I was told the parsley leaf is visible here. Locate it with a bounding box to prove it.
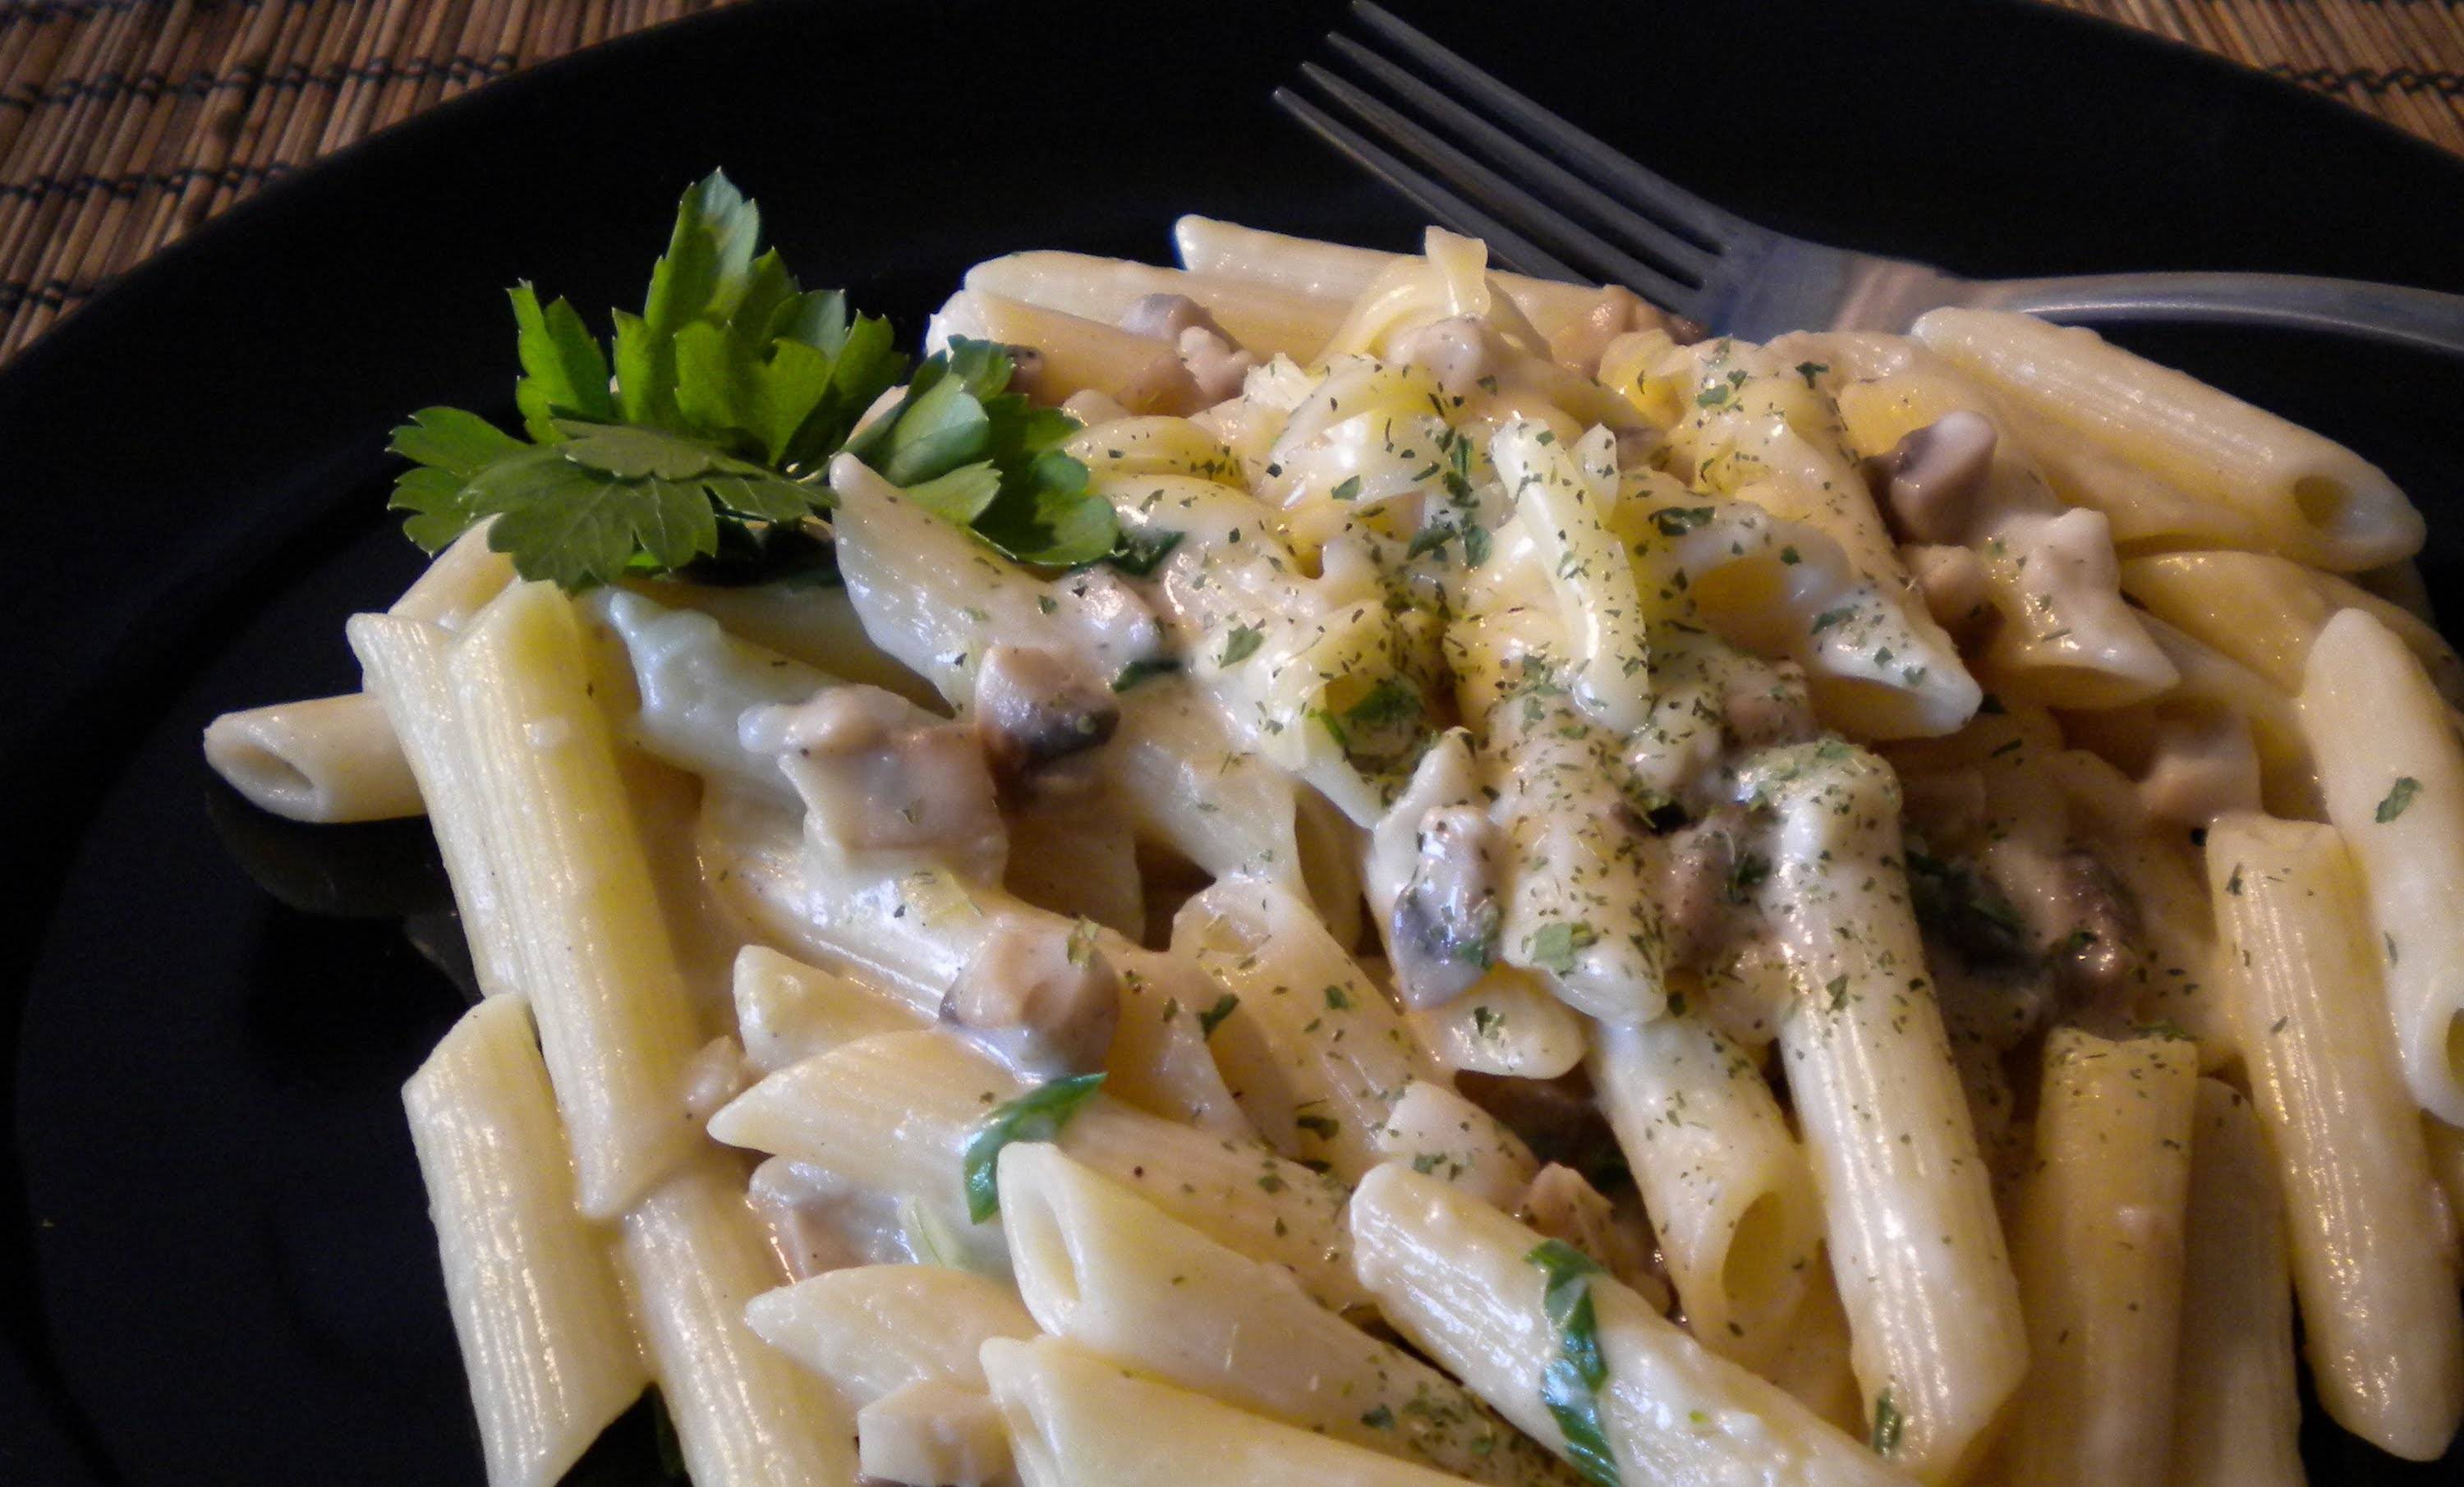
[1198,994,1241,1037]
[1220,625,1265,666]
[2376,776,2421,824]
[960,1073,1105,1222]
[389,171,1117,590]
[1527,1241,1620,1487]
[1870,1388,1904,1455]
[1526,920,1598,975]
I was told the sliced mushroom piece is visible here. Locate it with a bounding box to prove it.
[751,685,1009,882]
[1657,807,1763,970]
[2042,847,2143,1017]
[943,915,1122,1079]
[1519,1162,1671,1312]
[747,1157,878,1279]
[1118,291,1230,344]
[972,645,1119,787]
[1388,804,1504,1008]
[1875,409,1998,545]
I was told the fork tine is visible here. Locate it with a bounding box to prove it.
[1349,1,1754,252]
[1323,34,1718,283]
[1295,63,1704,315]
[1271,87,1589,287]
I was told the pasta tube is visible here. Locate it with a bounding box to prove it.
[984,1334,1487,1487]
[998,1145,1572,1486]
[2000,1029,2197,1487]
[1913,308,2422,571]
[2299,607,2464,1125]
[707,1030,1369,1310]
[347,613,522,999]
[202,691,425,824]
[1744,741,2026,1484]
[2167,1080,2303,1487]
[403,996,646,1487]
[1588,1012,1821,1366]
[1351,1163,1919,1487]
[742,1263,1033,1403]
[1175,876,1440,1176]
[448,581,706,1217]
[2205,812,2464,1459]
[619,1158,860,1486]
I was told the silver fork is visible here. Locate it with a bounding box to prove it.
[1278,1,2464,355]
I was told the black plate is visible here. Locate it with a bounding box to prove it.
[6,0,2463,1481]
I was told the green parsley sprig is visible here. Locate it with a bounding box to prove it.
[960,1072,1106,1222]
[1527,1239,1621,1487]
[389,171,1118,591]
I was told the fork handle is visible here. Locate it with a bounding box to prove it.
[1966,272,2464,357]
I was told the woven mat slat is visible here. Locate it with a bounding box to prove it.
[3,0,2463,363]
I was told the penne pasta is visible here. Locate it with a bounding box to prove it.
[448,581,708,1218]
[1351,1163,1919,1487]
[2205,811,2464,1459]
[404,996,647,1487]
[2000,1028,2198,1487]
[2299,608,2464,1126]
[2167,1079,2304,1487]
[1913,308,2423,571]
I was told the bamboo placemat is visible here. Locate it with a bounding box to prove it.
[1,0,2461,365]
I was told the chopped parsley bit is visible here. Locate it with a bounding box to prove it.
[1036,594,1057,615]
[1219,624,1265,666]
[1526,1241,1620,1487]
[1825,974,1850,1012]
[1109,525,1184,577]
[1111,657,1182,692]
[2226,864,2244,897]
[961,1073,1105,1221]
[1331,475,1363,502]
[1295,1113,1342,1140]
[1779,544,1801,565]
[1472,1004,1504,1040]
[1809,606,1855,634]
[1650,506,1717,537]
[1198,994,1241,1037]
[1360,1404,1396,1430]
[1794,360,1830,388]
[1325,984,1355,1011]
[2375,776,2421,823]
[1870,1388,1904,1456]
[1526,920,1599,975]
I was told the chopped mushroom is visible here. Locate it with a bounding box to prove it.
[751,685,1009,883]
[1657,806,1761,969]
[2137,705,2263,826]
[943,914,1121,1079]
[972,644,1119,789]
[1388,804,1503,1008]
[1874,409,1997,544]
[1119,292,1253,406]
[1118,291,1229,343]
[1904,542,1993,635]
[1519,1162,1671,1313]
[747,1157,880,1279]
